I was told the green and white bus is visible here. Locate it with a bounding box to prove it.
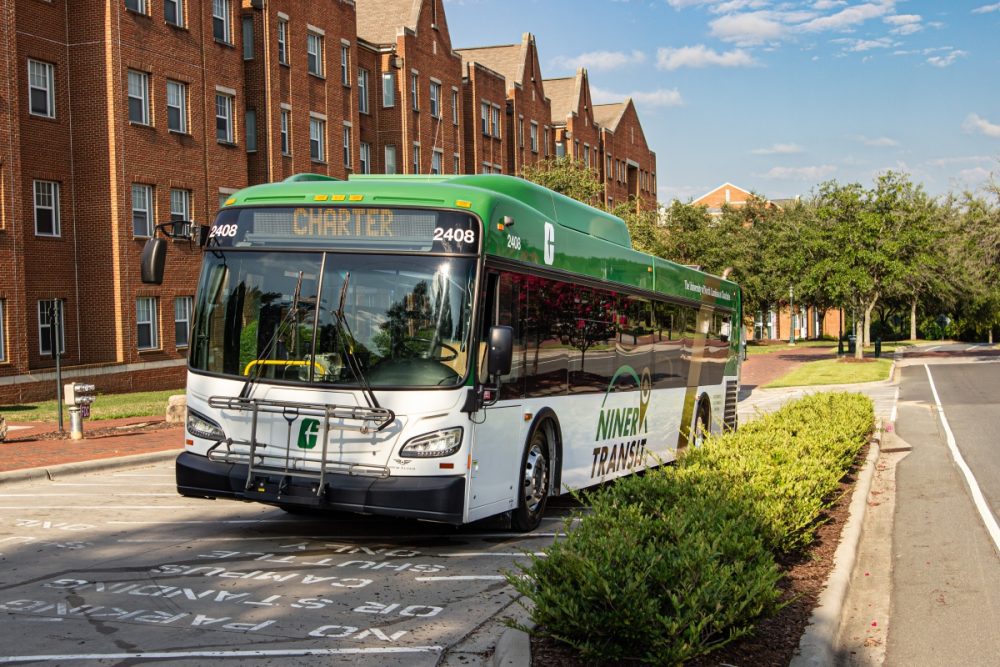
[141,174,742,530]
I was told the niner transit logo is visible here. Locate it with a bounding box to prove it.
[297,419,320,449]
[590,366,651,478]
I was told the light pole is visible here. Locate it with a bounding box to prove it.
[789,286,795,346]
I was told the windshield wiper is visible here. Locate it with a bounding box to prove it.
[332,272,381,410]
[238,270,304,399]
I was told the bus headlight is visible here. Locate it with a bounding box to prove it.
[187,410,226,441]
[399,427,463,458]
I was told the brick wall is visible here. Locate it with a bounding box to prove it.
[462,62,507,174]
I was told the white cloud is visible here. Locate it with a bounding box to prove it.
[927,50,967,67]
[550,50,646,72]
[709,11,786,44]
[857,135,898,147]
[923,155,993,167]
[813,1,847,9]
[885,13,923,35]
[590,86,684,108]
[759,165,838,180]
[656,44,758,69]
[751,143,804,155]
[963,113,1000,138]
[835,37,894,52]
[955,167,993,185]
[798,1,896,33]
[971,3,1000,14]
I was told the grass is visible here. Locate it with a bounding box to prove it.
[765,357,893,388]
[744,340,837,356]
[0,389,182,423]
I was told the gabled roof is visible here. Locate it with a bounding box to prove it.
[544,74,579,124]
[455,44,522,85]
[355,0,421,45]
[593,101,629,132]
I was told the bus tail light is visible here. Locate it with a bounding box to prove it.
[399,427,463,458]
[187,410,226,442]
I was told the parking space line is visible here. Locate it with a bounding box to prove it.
[415,575,507,581]
[0,647,443,663]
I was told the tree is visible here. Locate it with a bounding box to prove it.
[521,156,604,205]
[610,199,665,256]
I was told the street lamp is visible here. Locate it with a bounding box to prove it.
[789,286,795,346]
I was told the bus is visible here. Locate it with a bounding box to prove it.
[141,173,742,530]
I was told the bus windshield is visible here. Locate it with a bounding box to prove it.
[190,251,477,388]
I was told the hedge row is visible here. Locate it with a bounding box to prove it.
[509,392,874,666]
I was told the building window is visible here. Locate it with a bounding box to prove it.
[309,116,325,161]
[342,125,352,168]
[215,92,234,143]
[480,101,489,135]
[530,121,538,153]
[412,143,420,173]
[242,17,254,60]
[170,188,190,221]
[359,142,371,174]
[606,154,612,178]
[358,68,369,114]
[385,145,396,174]
[28,59,55,118]
[555,141,565,158]
[38,299,65,356]
[452,89,459,125]
[491,105,501,138]
[453,152,460,174]
[127,70,149,125]
[431,149,442,175]
[429,81,441,118]
[137,297,159,350]
[131,183,153,237]
[212,0,231,43]
[175,297,192,348]
[164,0,183,27]
[544,127,550,156]
[33,180,60,236]
[277,19,288,65]
[584,143,590,165]
[382,72,395,107]
[340,44,350,86]
[481,162,490,175]
[125,0,146,13]
[166,80,187,133]
[410,72,419,111]
[307,32,324,76]
[518,117,524,148]
[245,109,257,151]
[0,300,5,362]
[280,109,290,155]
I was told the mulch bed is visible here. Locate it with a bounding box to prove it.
[4,420,178,443]
[529,444,866,666]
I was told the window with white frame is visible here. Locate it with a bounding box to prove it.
[584,143,590,166]
[280,108,290,155]
[410,73,419,111]
[164,0,183,27]
[136,297,159,350]
[166,80,187,133]
[431,149,442,175]
[481,161,490,174]
[384,145,396,174]
[125,0,146,13]
[358,68,369,113]
[342,124,352,168]
[131,183,153,237]
[606,155,612,179]
[429,81,440,118]
[127,70,149,125]
[359,142,371,174]
[491,105,500,138]
[242,17,254,60]
[215,92,234,143]
[451,89,459,125]
[309,116,325,161]
[530,121,538,153]
[170,189,190,222]
[277,19,288,65]
[34,180,60,236]
[0,299,5,362]
[28,59,55,118]
[518,116,524,148]
[212,0,231,43]
[544,126,550,156]
[174,296,192,348]
[38,299,65,356]
[412,143,420,173]
[245,108,257,151]
[307,32,324,76]
[382,72,395,107]
[340,44,350,85]
[480,101,489,135]
[453,152,460,174]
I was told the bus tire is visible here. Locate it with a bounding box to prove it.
[693,398,711,448]
[511,420,553,532]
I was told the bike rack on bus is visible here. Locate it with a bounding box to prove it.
[205,396,395,496]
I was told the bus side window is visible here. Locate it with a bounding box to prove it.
[523,275,568,398]
[496,272,525,400]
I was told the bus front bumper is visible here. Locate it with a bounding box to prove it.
[175,452,466,524]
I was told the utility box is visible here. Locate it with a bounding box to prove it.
[64,383,96,418]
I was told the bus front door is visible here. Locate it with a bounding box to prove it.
[467,405,525,522]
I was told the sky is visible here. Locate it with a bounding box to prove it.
[444,1,1000,203]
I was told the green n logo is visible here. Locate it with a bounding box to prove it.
[297,419,320,449]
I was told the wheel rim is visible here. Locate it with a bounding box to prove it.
[693,408,708,448]
[522,436,549,513]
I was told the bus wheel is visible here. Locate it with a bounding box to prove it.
[693,400,711,448]
[512,423,551,531]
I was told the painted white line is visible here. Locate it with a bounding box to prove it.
[0,506,194,510]
[889,385,900,423]
[0,494,177,498]
[923,345,941,353]
[49,483,175,487]
[925,365,1000,552]
[415,575,508,582]
[0,647,443,664]
[438,552,545,557]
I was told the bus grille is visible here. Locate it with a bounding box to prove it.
[723,380,739,431]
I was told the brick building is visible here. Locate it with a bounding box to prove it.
[594,99,657,210]
[0,0,661,403]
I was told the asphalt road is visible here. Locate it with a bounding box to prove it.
[886,359,1000,666]
[0,466,573,665]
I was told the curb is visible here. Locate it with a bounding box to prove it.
[491,622,533,667]
[0,449,180,484]
[789,423,883,667]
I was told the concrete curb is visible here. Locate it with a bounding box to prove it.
[491,622,533,667]
[789,423,883,667]
[0,449,179,484]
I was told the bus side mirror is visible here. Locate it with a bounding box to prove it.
[140,238,167,285]
[487,326,513,378]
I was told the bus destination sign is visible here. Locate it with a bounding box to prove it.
[208,206,480,254]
